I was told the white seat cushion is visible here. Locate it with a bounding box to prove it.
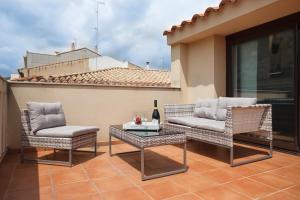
[168,117,225,132]
[36,125,99,138]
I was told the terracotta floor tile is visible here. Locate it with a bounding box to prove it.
[267,155,299,167]
[83,158,111,169]
[252,159,283,171]
[49,164,83,173]
[202,168,243,184]
[166,193,201,200]
[249,173,296,189]
[54,181,98,200]
[52,167,88,185]
[114,162,139,172]
[275,165,300,175]
[93,175,133,193]
[8,174,51,191]
[223,164,264,177]
[109,155,136,166]
[141,180,187,200]
[124,171,171,186]
[224,178,278,199]
[196,185,250,200]
[13,163,50,177]
[260,191,297,200]
[0,163,16,199]
[1,154,19,164]
[102,186,150,200]
[2,142,300,200]
[4,186,53,200]
[269,166,300,184]
[170,172,219,192]
[284,185,300,198]
[85,166,120,180]
[188,160,218,173]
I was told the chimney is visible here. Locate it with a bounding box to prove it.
[71,42,76,50]
[146,62,150,70]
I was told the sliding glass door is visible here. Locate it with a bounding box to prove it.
[227,13,300,151]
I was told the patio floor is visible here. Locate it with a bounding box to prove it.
[1,140,300,200]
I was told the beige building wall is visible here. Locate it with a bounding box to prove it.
[171,35,226,103]
[168,0,300,104]
[0,77,8,160]
[25,48,98,68]
[21,59,90,77]
[7,83,181,149]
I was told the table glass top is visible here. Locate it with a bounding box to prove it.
[111,125,184,138]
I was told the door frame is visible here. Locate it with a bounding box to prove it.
[226,12,300,152]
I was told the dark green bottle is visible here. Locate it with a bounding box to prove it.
[152,100,160,124]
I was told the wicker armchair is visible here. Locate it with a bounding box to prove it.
[164,100,272,167]
[20,103,99,166]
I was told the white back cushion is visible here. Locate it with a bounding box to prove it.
[194,99,218,120]
[216,97,257,121]
[27,102,66,133]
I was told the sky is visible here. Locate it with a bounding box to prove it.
[0,0,220,77]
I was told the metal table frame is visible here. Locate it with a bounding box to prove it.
[109,129,187,181]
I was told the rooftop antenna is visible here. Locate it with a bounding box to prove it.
[160,56,164,69]
[94,0,105,54]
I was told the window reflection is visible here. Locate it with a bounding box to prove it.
[232,28,295,143]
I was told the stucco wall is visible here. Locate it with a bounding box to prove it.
[21,56,135,78]
[171,35,226,103]
[21,59,90,77]
[26,49,98,68]
[7,83,181,149]
[0,77,8,160]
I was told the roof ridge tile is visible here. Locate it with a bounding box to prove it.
[163,0,238,36]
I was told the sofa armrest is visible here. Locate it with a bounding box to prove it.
[225,104,272,139]
[164,104,195,121]
[21,109,32,135]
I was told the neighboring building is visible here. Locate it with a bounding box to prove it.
[24,47,99,68]
[164,0,300,151]
[19,47,142,78]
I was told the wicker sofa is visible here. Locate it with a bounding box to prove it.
[164,97,272,167]
[20,102,99,166]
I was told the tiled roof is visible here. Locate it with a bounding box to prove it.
[10,67,171,88]
[163,0,238,36]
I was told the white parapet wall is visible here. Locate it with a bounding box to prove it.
[0,77,7,162]
[88,56,129,71]
[7,82,181,149]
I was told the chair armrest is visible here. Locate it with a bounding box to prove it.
[225,104,272,138]
[164,104,195,121]
[21,109,32,135]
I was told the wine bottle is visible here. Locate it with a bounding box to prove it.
[152,100,160,124]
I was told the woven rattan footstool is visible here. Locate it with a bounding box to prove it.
[109,125,187,181]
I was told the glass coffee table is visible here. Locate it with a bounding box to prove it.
[109,125,187,181]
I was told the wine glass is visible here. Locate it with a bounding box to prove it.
[141,112,147,123]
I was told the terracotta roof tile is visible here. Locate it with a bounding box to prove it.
[10,67,171,88]
[163,0,238,36]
